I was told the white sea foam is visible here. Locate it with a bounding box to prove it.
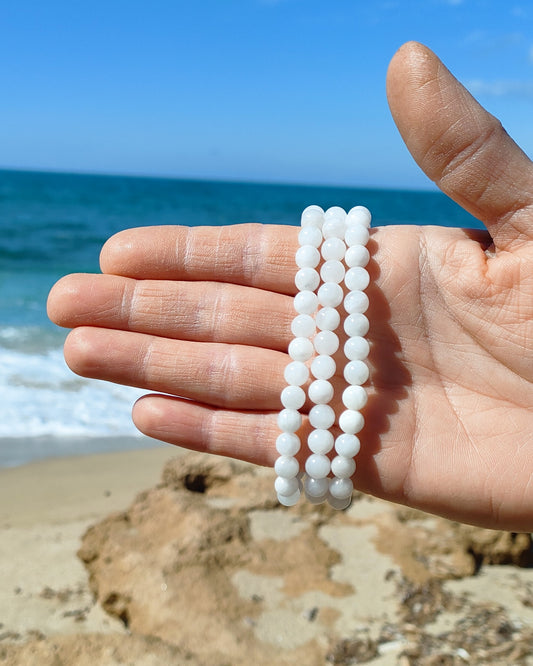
[0,343,145,439]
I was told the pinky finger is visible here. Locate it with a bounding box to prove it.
[133,394,282,468]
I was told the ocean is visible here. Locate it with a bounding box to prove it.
[0,169,482,467]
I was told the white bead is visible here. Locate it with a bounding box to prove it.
[331,455,356,479]
[280,385,306,410]
[327,494,352,510]
[311,354,336,380]
[276,432,301,456]
[284,361,309,386]
[344,290,369,314]
[335,433,361,458]
[315,306,340,331]
[323,218,346,239]
[321,237,346,261]
[342,385,368,411]
[277,489,301,506]
[304,475,329,497]
[295,245,320,268]
[275,475,299,496]
[308,379,334,404]
[344,336,370,361]
[301,205,324,228]
[314,330,339,355]
[298,225,322,248]
[347,206,371,227]
[309,404,336,430]
[320,260,345,284]
[274,455,299,478]
[291,314,316,338]
[345,244,370,268]
[294,290,319,315]
[307,492,328,505]
[344,313,369,337]
[307,429,334,454]
[343,360,369,385]
[345,225,370,247]
[324,206,346,223]
[295,267,320,291]
[339,409,365,434]
[345,267,370,291]
[318,282,343,308]
[329,477,354,499]
[305,454,331,479]
[277,409,302,433]
[288,336,314,361]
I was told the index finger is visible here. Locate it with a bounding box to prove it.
[100,223,298,295]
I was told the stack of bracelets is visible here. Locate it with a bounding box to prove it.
[275,204,371,510]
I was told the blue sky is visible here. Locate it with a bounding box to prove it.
[1,0,533,189]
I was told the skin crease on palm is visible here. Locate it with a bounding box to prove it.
[47,42,533,531]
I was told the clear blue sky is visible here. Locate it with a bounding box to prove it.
[1,0,532,189]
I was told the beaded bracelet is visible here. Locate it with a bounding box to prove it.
[276,204,371,510]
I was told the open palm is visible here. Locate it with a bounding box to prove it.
[48,43,533,530]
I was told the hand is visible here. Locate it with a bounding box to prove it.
[47,42,533,530]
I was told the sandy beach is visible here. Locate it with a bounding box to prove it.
[1,445,533,665]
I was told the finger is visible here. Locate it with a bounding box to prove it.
[48,273,293,352]
[63,326,287,410]
[387,41,533,251]
[100,223,298,294]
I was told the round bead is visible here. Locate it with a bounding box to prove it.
[322,218,346,240]
[308,429,334,454]
[308,379,334,404]
[344,290,369,314]
[295,245,320,268]
[305,454,331,479]
[274,455,299,478]
[343,360,370,385]
[335,433,361,458]
[291,314,316,338]
[331,455,356,479]
[309,404,336,430]
[294,290,319,315]
[324,206,346,223]
[347,206,371,227]
[345,267,370,292]
[284,361,309,386]
[277,409,302,433]
[298,225,322,248]
[321,237,346,261]
[345,225,370,247]
[344,336,370,361]
[311,354,336,380]
[327,494,352,510]
[295,267,320,292]
[317,282,344,308]
[288,337,314,362]
[329,477,354,499]
[304,475,329,497]
[339,409,365,434]
[277,489,301,506]
[275,475,299,496]
[301,205,324,228]
[315,306,341,331]
[342,385,368,411]
[345,244,370,268]
[307,492,329,505]
[344,313,369,337]
[314,330,339,355]
[276,432,301,456]
[280,385,306,410]
[320,260,345,284]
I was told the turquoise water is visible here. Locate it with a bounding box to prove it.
[0,169,482,465]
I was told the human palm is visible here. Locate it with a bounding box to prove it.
[48,43,533,530]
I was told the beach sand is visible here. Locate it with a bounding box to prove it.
[1,446,533,665]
